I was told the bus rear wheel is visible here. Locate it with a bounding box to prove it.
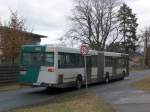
[76,76,82,89]
[121,71,126,80]
[105,77,109,83]
[105,73,110,83]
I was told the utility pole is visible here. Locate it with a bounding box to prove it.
[144,30,148,66]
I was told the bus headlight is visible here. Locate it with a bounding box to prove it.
[20,71,26,75]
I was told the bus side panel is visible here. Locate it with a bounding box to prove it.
[97,53,104,81]
[58,67,99,85]
[58,68,84,83]
[116,68,126,75]
[19,66,41,85]
[37,66,58,84]
[104,67,113,77]
[126,57,130,76]
[91,67,98,79]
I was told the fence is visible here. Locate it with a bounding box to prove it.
[0,65,19,85]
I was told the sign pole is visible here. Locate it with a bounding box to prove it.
[80,44,89,89]
[84,55,88,89]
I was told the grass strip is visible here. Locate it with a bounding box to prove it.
[0,84,22,92]
[132,77,150,91]
[9,90,115,112]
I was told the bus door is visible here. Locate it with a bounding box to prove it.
[125,56,129,76]
[112,57,117,76]
[97,53,104,81]
[86,56,92,82]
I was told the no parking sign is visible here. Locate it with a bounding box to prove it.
[80,44,89,89]
[80,44,89,56]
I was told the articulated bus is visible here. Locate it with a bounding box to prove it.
[19,45,129,89]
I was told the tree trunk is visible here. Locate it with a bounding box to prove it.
[144,32,148,67]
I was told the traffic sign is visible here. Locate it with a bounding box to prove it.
[80,44,89,55]
[80,44,89,89]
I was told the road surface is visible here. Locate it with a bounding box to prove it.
[0,70,150,112]
[92,70,150,112]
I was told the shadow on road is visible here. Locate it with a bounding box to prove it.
[28,87,77,96]
[27,78,127,96]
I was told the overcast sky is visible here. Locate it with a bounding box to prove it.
[0,0,149,44]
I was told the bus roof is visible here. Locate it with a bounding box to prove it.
[22,45,128,57]
[46,45,128,57]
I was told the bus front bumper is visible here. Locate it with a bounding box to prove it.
[33,81,76,88]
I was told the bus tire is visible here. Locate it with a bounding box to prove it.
[105,73,110,83]
[76,76,82,89]
[122,71,126,80]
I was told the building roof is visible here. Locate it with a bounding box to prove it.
[23,32,47,38]
[0,26,47,38]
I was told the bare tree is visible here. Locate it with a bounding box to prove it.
[58,36,79,48]
[139,28,150,66]
[63,0,119,50]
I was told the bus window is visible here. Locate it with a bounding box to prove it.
[105,56,112,67]
[44,53,54,66]
[92,55,97,67]
[116,58,126,68]
[22,52,54,66]
[58,53,66,68]
[58,53,84,68]
[58,53,74,68]
[22,53,43,66]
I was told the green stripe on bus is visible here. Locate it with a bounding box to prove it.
[19,45,46,84]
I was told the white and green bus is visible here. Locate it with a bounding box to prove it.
[19,45,129,89]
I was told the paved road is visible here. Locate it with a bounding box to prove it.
[92,70,150,112]
[0,70,150,112]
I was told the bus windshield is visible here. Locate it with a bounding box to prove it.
[22,52,54,66]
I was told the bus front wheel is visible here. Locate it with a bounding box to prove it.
[76,76,82,89]
[121,71,126,80]
[105,73,110,83]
